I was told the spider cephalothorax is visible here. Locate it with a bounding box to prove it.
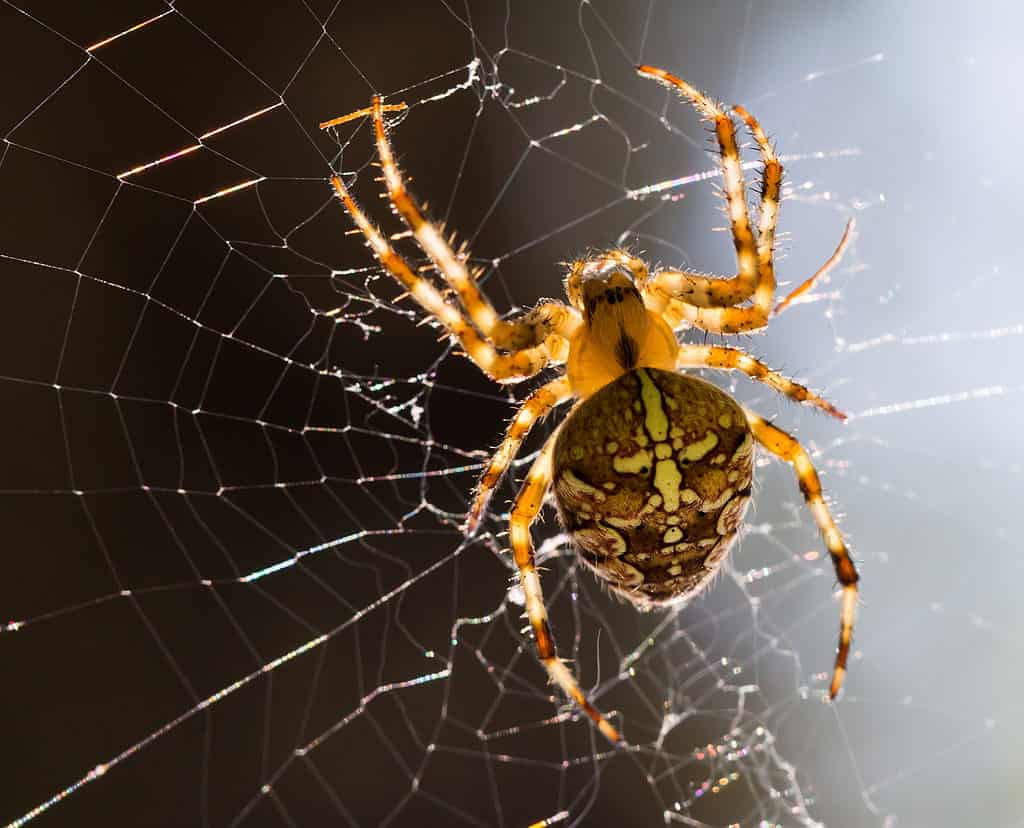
[565,257,677,397]
[326,65,859,745]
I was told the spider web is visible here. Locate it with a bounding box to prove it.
[2,1,1022,826]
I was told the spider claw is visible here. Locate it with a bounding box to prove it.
[810,395,848,421]
[828,406,849,422]
[828,666,846,699]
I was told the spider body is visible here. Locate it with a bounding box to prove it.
[327,65,860,746]
[553,368,753,609]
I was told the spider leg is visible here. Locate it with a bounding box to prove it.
[493,301,579,361]
[637,66,766,334]
[639,69,852,334]
[510,429,622,744]
[566,248,649,288]
[643,267,756,313]
[368,97,579,357]
[743,408,859,698]
[650,217,854,329]
[775,218,856,315]
[677,343,846,420]
[466,376,574,533]
[332,175,552,382]
[735,104,781,312]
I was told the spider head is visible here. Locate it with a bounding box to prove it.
[565,251,647,320]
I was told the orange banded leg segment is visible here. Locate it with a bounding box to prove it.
[644,105,776,334]
[466,376,574,533]
[509,433,622,744]
[652,221,854,331]
[646,268,754,311]
[677,344,847,420]
[661,107,781,333]
[492,301,579,357]
[638,277,712,332]
[644,103,784,321]
[734,104,782,321]
[637,67,799,335]
[331,175,552,382]
[368,97,579,357]
[776,218,857,315]
[643,105,783,334]
[648,123,852,329]
[652,281,769,334]
[644,268,759,331]
[743,409,859,698]
[637,66,762,329]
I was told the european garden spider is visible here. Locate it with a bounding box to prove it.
[327,65,859,745]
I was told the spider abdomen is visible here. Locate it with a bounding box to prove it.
[552,368,754,609]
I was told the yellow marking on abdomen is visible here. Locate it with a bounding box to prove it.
[636,369,669,441]
[614,448,652,474]
[682,430,719,462]
[654,458,682,512]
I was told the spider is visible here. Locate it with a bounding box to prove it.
[326,65,859,745]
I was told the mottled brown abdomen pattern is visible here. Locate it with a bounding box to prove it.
[553,368,754,609]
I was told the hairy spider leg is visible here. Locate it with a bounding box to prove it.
[509,430,622,745]
[466,376,574,533]
[369,97,580,357]
[652,218,855,328]
[332,175,553,381]
[676,344,847,420]
[637,66,766,333]
[638,70,853,333]
[774,218,856,315]
[736,105,858,319]
[744,409,859,698]
[736,104,781,313]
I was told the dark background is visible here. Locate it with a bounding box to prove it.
[2,1,1022,826]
